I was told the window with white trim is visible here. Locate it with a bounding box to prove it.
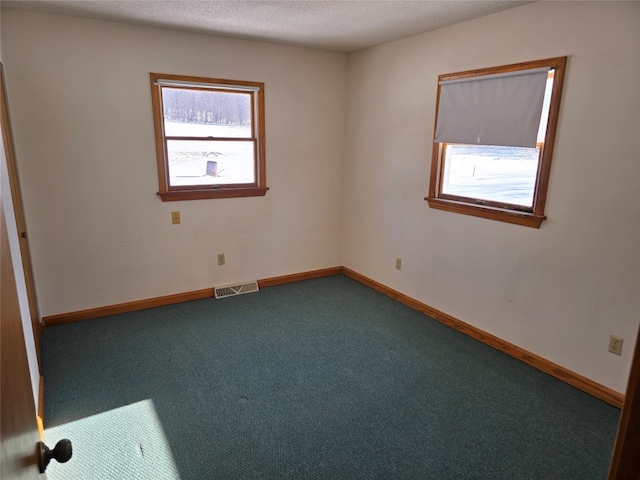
[426,57,567,228]
[150,73,267,201]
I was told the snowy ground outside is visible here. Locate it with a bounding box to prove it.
[165,121,255,186]
[442,145,539,207]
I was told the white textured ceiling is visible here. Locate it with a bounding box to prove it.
[2,0,536,53]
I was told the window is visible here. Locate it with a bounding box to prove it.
[426,57,567,227]
[150,73,267,201]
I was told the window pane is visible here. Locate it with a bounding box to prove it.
[442,145,540,207]
[537,74,554,142]
[162,88,252,138]
[167,140,255,187]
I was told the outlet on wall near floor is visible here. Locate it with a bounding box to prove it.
[217,253,225,266]
[395,258,402,270]
[608,335,623,355]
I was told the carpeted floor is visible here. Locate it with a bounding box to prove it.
[43,275,620,479]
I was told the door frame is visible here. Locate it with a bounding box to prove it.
[0,62,41,368]
[1,159,44,479]
[608,323,640,478]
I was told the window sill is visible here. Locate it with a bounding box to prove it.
[425,197,545,228]
[158,187,269,202]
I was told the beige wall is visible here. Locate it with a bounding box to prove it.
[2,2,639,395]
[1,10,347,316]
[343,1,640,393]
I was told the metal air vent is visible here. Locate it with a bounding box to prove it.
[214,280,259,299]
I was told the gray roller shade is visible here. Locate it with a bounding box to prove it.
[434,67,549,147]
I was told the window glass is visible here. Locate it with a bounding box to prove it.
[150,74,267,201]
[167,140,255,186]
[426,58,566,228]
[441,144,540,208]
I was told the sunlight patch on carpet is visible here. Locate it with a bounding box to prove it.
[45,399,180,480]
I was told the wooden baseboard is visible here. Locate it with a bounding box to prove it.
[37,375,44,440]
[42,267,343,327]
[258,266,343,288]
[43,288,214,327]
[342,267,624,408]
[41,265,623,408]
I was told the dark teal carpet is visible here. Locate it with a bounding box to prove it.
[43,275,620,479]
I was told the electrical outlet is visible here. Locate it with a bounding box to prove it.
[171,211,180,224]
[217,253,225,266]
[395,258,402,270]
[608,335,623,356]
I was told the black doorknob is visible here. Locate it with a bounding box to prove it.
[38,439,72,473]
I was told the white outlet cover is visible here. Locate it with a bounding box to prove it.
[608,335,623,355]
